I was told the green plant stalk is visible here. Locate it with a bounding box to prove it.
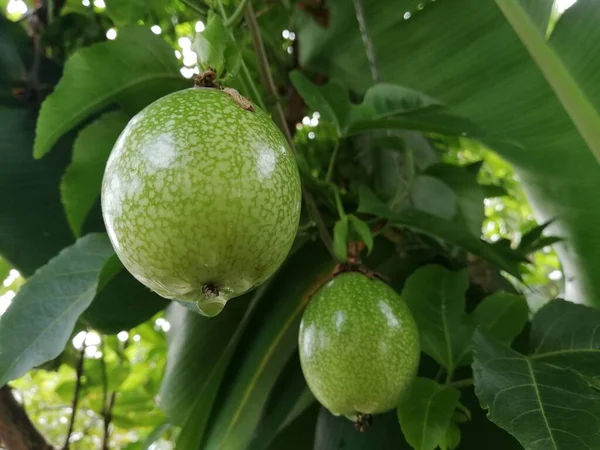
[223,0,250,28]
[239,60,266,111]
[332,185,345,219]
[495,0,600,163]
[325,141,340,184]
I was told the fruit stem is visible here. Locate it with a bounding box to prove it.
[243,1,335,258]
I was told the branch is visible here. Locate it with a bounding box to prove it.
[0,386,54,450]
[62,347,85,450]
[101,393,115,450]
[243,2,334,255]
[351,0,380,83]
[99,339,117,450]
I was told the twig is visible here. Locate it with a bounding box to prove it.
[63,347,85,450]
[0,386,54,450]
[102,393,116,450]
[243,2,334,254]
[351,0,380,83]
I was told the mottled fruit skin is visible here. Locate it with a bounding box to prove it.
[299,272,420,417]
[101,88,301,316]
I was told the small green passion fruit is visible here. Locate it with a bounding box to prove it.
[298,271,420,422]
[101,88,301,316]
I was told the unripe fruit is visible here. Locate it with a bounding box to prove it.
[101,88,301,316]
[299,272,420,419]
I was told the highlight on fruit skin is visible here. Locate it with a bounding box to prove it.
[101,88,301,317]
[298,271,420,421]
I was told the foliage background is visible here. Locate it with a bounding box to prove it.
[1,0,595,449]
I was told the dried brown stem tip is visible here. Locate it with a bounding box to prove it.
[354,413,373,432]
[193,69,219,88]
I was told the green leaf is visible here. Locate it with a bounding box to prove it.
[361,84,442,116]
[314,407,409,450]
[348,215,374,254]
[530,299,600,379]
[201,244,332,450]
[298,0,600,306]
[346,108,486,139]
[397,378,461,450]
[410,175,457,220]
[81,266,169,333]
[441,423,461,450]
[34,26,187,159]
[357,187,522,278]
[495,0,600,162]
[0,15,28,86]
[425,163,485,236]
[402,265,473,372]
[481,184,509,198]
[249,354,315,449]
[140,421,171,450]
[193,14,228,75]
[289,71,350,134]
[104,0,149,25]
[0,257,10,283]
[158,298,252,425]
[333,216,349,262]
[0,108,77,275]
[266,404,320,450]
[60,110,129,237]
[473,330,600,450]
[0,233,114,385]
[471,292,529,346]
[518,219,553,249]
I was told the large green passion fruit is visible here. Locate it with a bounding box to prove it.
[298,272,420,421]
[101,88,301,316]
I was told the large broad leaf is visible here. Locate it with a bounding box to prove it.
[471,292,529,346]
[34,26,188,158]
[0,108,75,275]
[473,330,600,450]
[158,297,253,425]
[266,404,320,450]
[0,233,115,385]
[401,265,473,373]
[61,110,129,237]
[529,298,600,379]
[298,0,600,307]
[314,407,409,450]
[201,244,333,449]
[0,108,167,333]
[358,186,522,278]
[425,163,485,237]
[397,378,460,450]
[80,263,169,334]
[249,354,315,449]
